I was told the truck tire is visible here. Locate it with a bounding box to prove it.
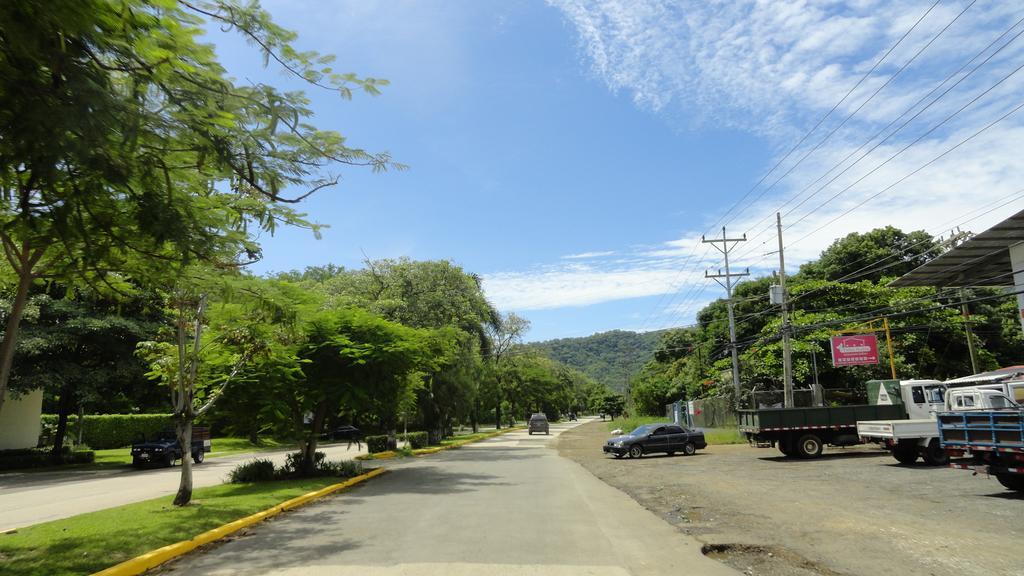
[996,474,1024,492]
[796,434,823,459]
[893,440,919,465]
[921,439,948,466]
[193,450,205,464]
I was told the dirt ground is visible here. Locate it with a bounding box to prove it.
[557,421,1024,576]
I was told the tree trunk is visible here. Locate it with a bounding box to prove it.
[0,265,34,417]
[51,383,74,463]
[173,417,193,506]
[248,425,259,445]
[470,406,478,434]
[495,401,502,430]
[301,404,327,476]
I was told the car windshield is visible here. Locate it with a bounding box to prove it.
[630,425,655,436]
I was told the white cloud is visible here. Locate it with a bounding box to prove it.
[561,250,617,259]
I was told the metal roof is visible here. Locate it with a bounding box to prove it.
[890,208,1024,287]
[944,365,1024,384]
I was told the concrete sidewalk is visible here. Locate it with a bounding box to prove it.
[0,441,367,531]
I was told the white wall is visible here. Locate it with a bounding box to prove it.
[0,388,43,450]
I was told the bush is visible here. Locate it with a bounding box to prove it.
[227,459,277,483]
[281,451,326,475]
[0,448,95,471]
[40,414,175,449]
[399,431,429,449]
[365,434,389,454]
[319,459,363,478]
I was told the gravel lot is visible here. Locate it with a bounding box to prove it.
[558,421,1024,576]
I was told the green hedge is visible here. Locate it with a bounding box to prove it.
[41,414,174,449]
[399,431,429,449]
[365,435,389,454]
[0,448,95,471]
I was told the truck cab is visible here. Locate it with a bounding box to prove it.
[896,380,947,419]
[945,388,1019,411]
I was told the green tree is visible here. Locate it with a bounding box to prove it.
[0,0,400,417]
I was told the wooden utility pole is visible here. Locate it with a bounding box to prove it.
[960,289,979,374]
[703,227,749,396]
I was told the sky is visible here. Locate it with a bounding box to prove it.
[212,0,1024,342]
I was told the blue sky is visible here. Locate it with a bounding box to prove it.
[212,1,1024,342]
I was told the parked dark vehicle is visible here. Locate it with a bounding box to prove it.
[321,425,362,442]
[528,413,550,435]
[603,423,706,459]
[130,426,211,468]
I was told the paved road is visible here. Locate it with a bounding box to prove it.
[157,420,737,576]
[0,441,368,531]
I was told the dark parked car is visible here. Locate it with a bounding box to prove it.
[321,425,362,442]
[603,423,706,459]
[131,427,211,467]
[528,413,550,435]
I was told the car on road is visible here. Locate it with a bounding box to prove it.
[603,423,706,459]
[528,413,550,435]
[321,425,362,442]
[131,427,211,467]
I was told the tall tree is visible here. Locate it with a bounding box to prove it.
[0,0,400,415]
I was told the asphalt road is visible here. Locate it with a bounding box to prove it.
[156,420,738,576]
[0,441,368,531]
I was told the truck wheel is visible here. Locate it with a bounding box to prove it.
[893,440,919,465]
[996,474,1024,492]
[628,445,643,459]
[682,442,697,456]
[921,439,948,466]
[797,434,823,459]
[193,451,205,464]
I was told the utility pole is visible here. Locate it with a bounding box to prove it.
[776,213,794,408]
[703,227,749,396]
[960,289,979,374]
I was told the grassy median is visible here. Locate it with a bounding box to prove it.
[0,477,343,576]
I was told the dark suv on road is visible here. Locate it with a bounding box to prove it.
[528,413,550,435]
[603,423,706,458]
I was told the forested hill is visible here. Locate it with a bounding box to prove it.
[524,330,665,392]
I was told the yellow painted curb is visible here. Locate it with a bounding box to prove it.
[91,467,387,576]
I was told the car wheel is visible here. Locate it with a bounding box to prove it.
[193,450,205,464]
[545,431,549,435]
[132,457,144,468]
[683,442,697,456]
[797,434,823,459]
[164,453,175,467]
[628,445,643,459]
[528,431,533,435]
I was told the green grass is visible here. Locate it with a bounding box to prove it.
[0,477,345,576]
[84,437,290,469]
[605,415,663,434]
[605,418,746,445]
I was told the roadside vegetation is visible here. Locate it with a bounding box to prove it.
[627,228,1024,416]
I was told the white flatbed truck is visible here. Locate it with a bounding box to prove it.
[856,379,949,465]
[858,378,1024,465]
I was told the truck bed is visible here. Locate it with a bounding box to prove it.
[739,404,905,432]
[938,410,1024,452]
[857,418,936,440]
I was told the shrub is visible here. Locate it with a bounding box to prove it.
[400,431,429,449]
[365,434,389,454]
[40,414,174,449]
[280,451,326,475]
[228,459,277,483]
[0,448,95,471]
[319,459,363,478]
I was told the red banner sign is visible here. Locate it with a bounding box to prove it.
[830,334,880,367]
